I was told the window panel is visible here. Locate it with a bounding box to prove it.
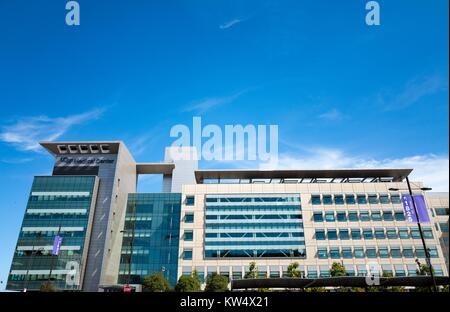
[357,194,367,205]
[345,194,355,205]
[334,195,344,205]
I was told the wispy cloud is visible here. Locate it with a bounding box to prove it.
[381,74,448,111]
[318,108,346,121]
[259,146,449,191]
[0,108,106,152]
[219,19,243,30]
[183,90,247,113]
[0,157,34,164]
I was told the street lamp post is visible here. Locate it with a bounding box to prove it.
[389,176,437,291]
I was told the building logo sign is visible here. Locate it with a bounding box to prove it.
[401,194,430,224]
[58,156,115,165]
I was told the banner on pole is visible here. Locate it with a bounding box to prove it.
[401,194,430,224]
[52,235,63,256]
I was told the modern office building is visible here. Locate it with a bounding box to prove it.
[6,141,449,291]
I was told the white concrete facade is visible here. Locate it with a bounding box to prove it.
[178,181,448,284]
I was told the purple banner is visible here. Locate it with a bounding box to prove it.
[401,194,430,224]
[52,235,63,256]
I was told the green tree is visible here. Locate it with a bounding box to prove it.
[142,272,170,292]
[416,263,434,276]
[305,287,327,292]
[330,262,346,277]
[175,270,201,292]
[286,262,301,277]
[40,281,57,292]
[415,263,435,292]
[244,261,258,279]
[204,273,229,292]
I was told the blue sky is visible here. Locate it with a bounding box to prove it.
[0,0,448,288]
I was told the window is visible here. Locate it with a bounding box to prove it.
[307,267,318,278]
[423,227,434,239]
[354,247,365,258]
[357,194,367,204]
[342,247,352,259]
[390,194,401,204]
[185,213,194,223]
[336,211,347,222]
[363,229,373,240]
[329,247,340,259]
[371,211,382,221]
[359,211,370,222]
[386,228,398,239]
[185,196,195,206]
[379,194,390,204]
[410,228,421,239]
[334,195,344,205]
[351,229,362,240]
[395,266,406,277]
[317,247,327,259]
[345,194,356,205]
[328,229,338,240]
[390,247,401,258]
[383,211,394,221]
[375,228,385,239]
[313,212,323,222]
[403,247,414,258]
[323,195,333,205]
[184,230,193,241]
[348,211,358,222]
[311,195,321,205]
[415,246,425,258]
[368,194,378,204]
[394,211,405,221]
[379,247,389,258]
[325,211,335,222]
[396,228,408,239]
[366,247,377,258]
[429,246,439,258]
[435,208,449,216]
[439,222,449,232]
[183,249,193,260]
[315,229,326,240]
[339,229,350,240]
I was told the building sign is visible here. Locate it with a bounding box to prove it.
[52,235,63,256]
[401,194,430,224]
[58,156,115,165]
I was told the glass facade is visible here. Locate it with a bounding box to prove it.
[7,176,98,291]
[204,194,306,258]
[118,193,181,287]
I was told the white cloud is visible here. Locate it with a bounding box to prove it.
[219,19,243,29]
[183,90,247,113]
[381,74,448,111]
[0,157,34,164]
[259,147,449,191]
[318,108,346,121]
[0,108,105,152]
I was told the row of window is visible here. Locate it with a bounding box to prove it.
[315,227,434,240]
[313,210,406,222]
[311,194,401,205]
[316,246,439,259]
[180,265,446,280]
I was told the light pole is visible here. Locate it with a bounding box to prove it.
[389,176,437,291]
